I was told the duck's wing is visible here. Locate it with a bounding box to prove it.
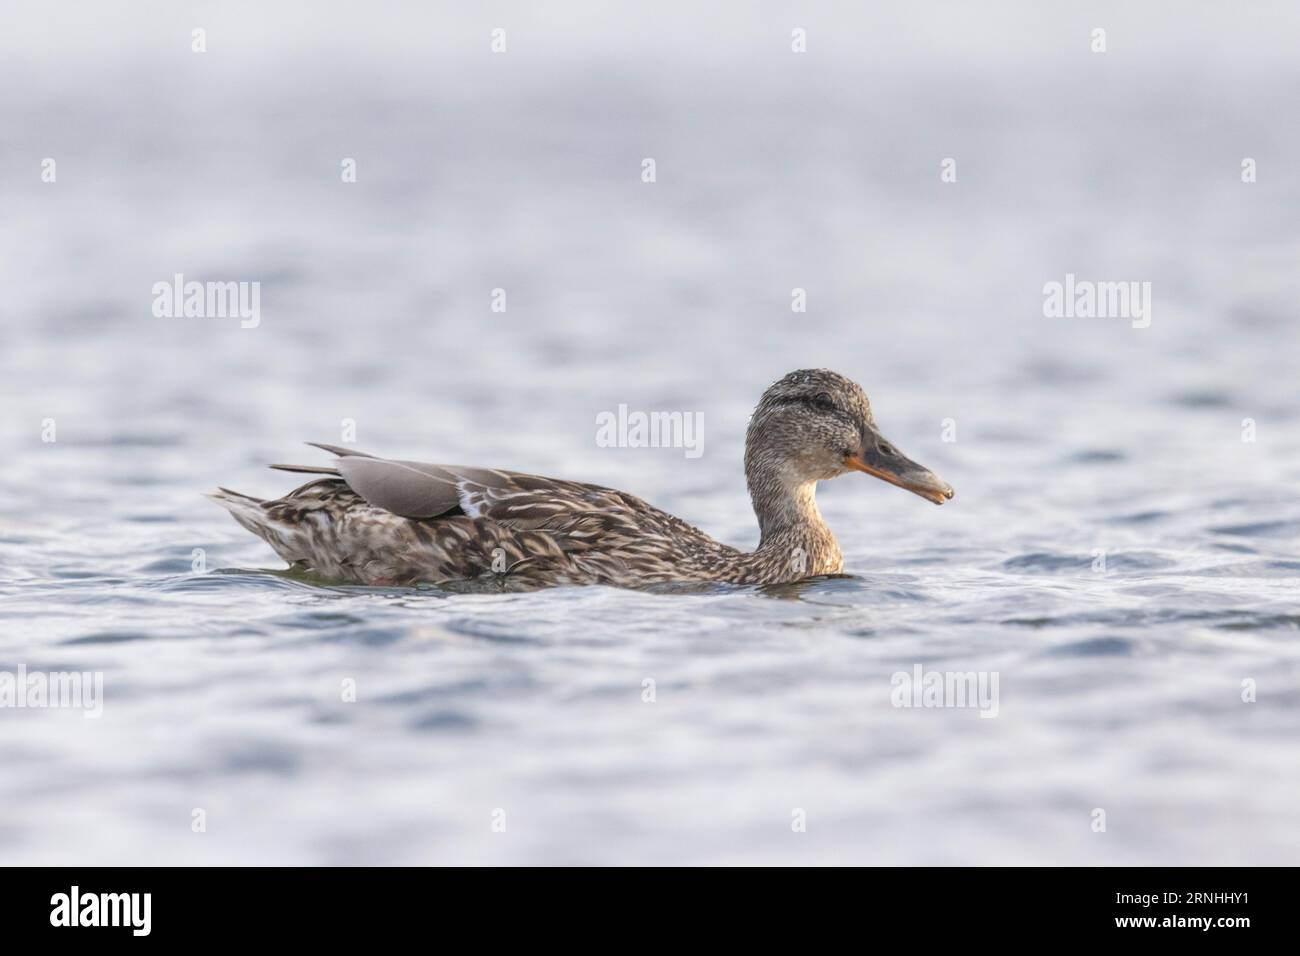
[296,443,633,525]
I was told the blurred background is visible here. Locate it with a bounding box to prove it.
[1,1,1298,865]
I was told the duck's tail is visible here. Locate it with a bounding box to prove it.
[204,486,267,525]
[205,486,315,566]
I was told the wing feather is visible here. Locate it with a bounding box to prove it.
[306,444,665,542]
[332,456,467,518]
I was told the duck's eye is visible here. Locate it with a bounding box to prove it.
[812,392,836,412]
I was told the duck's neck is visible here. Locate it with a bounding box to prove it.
[744,463,843,581]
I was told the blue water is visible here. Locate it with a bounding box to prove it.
[2,1,1298,864]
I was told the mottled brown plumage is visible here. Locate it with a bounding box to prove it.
[208,369,954,590]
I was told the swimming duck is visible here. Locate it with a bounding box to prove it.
[209,369,954,589]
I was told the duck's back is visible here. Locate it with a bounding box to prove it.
[210,444,739,589]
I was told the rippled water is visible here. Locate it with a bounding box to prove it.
[2,2,1299,864]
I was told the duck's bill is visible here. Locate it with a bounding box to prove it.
[844,448,955,505]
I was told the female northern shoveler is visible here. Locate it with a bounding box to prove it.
[209,369,954,589]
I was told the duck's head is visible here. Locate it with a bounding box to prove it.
[745,369,954,505]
